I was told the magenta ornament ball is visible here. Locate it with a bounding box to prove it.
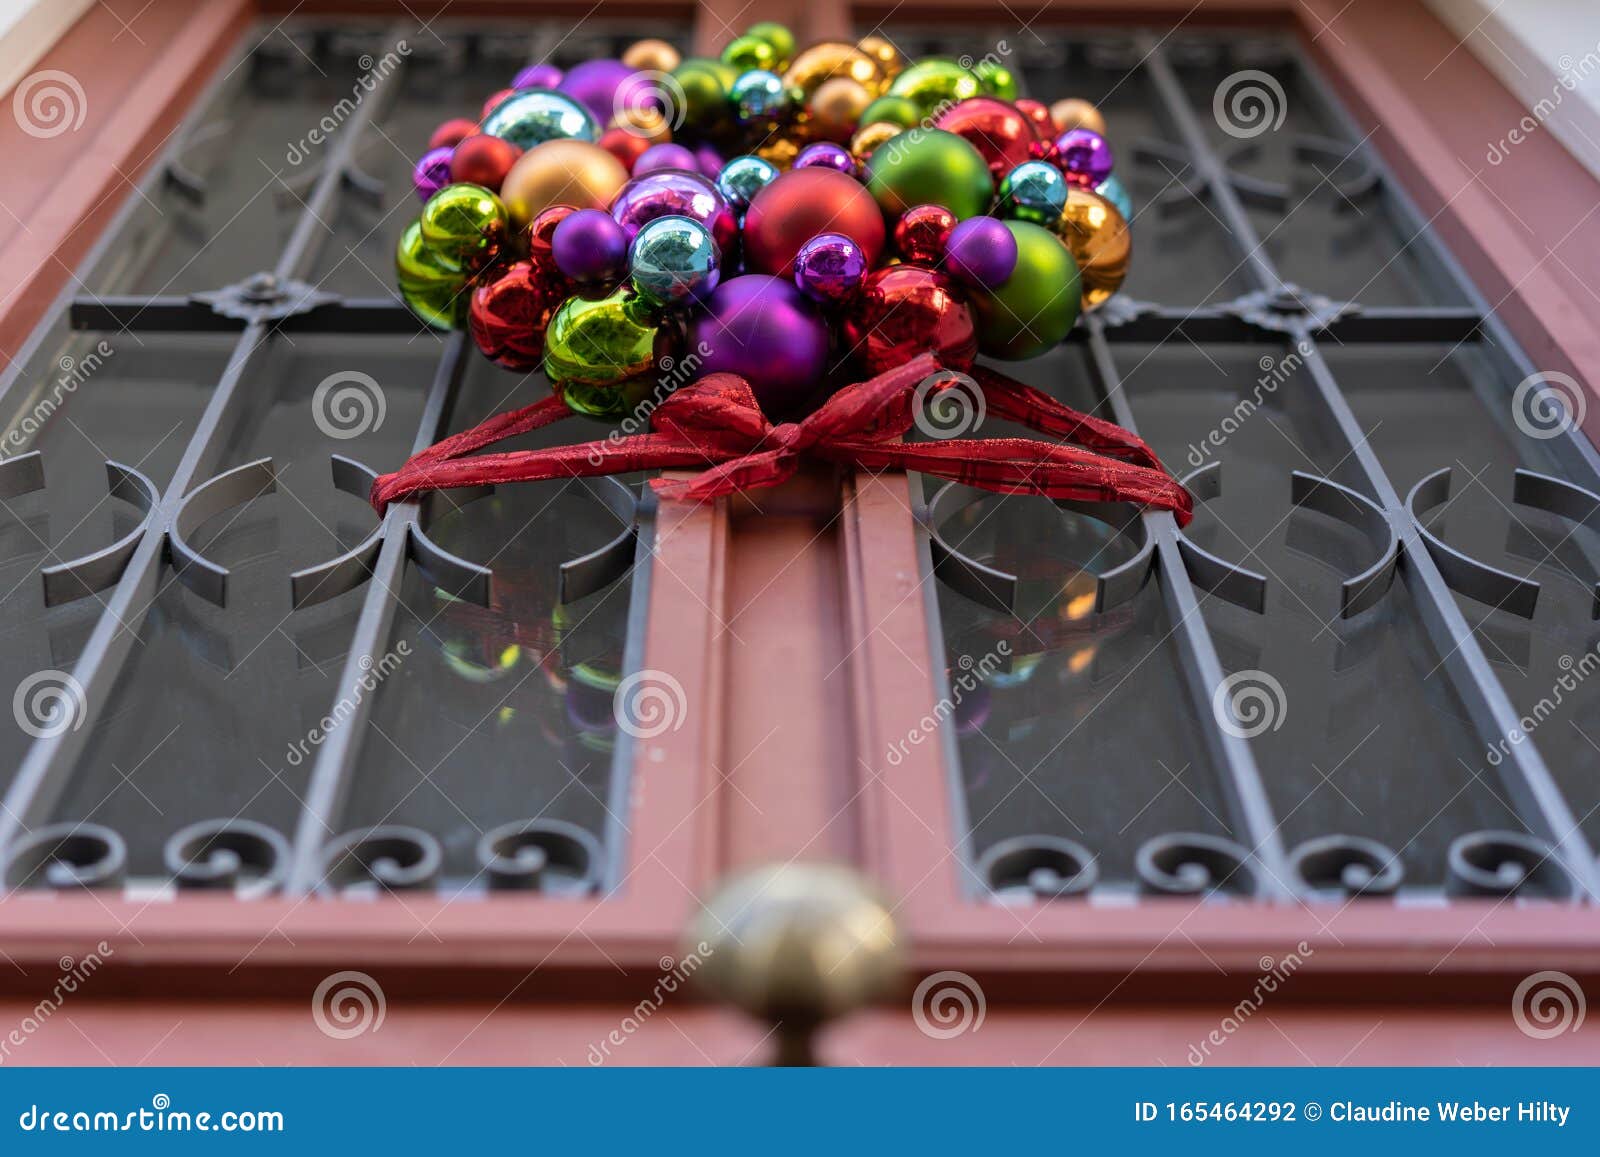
[1053,127,1114,188]
[795,142,858,179]
[559,59,637,122]
[634,143,699,176]
[413,146,455,202]
[945,215,1018,289]
[552,208,630,284]
[512,63,564,90]
[793,233,867,305]
[687,275,831,414]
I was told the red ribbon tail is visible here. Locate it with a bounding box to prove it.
[969,365,1169,472]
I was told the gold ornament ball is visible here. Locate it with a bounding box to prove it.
[755,134,801,171]
[850,121,902,164]
[1053,186,1131,310]
[783,41,885,101]
[856,35,906,81]
[622,38,681,73]
[499,139,630,232]
[1050,97,1108,137]
[808,77,873,142]
[608,104,671,144]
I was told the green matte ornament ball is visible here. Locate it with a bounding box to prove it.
[746,22,796,72]
[974,59,1018,101]
[722,34,776,74]
[859,95,922,130]
[542,288,661,418]
[970,220,1082,359]
[673,59,736,127]
[866,129,995,220]
[887,59,983,117]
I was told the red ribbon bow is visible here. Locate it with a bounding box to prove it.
[370,352,1192,525]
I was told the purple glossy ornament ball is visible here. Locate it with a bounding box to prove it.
[794,142,858,179]
[1053,127,1114,188]
[552,208,630,284]
[634,143,699,176]
[512,63,564,91]
[413,146,455,202]
[559,59,637,123]
[793,233,867,305]
[945,215,1019,289]
[610,168,738,252]
[695,143,725,180]
[688,275,831,415]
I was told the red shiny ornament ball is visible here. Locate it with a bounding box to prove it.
[480,88,516,122]
[935,97,1040,180]
[1014,98,1055,137]
[743,167,886,277]
[429,117,478,151]
[842,265,977,375]
[894,203,957,264]
[1028,138,1060,164]
[450,134,523,191]
[527,204,578,268]
[598,126,653,173]
[469,261,566,371]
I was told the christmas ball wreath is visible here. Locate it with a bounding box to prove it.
[378,26,1191,528]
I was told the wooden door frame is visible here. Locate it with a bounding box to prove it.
[2,0,1600,1064]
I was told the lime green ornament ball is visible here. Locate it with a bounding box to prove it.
[673,58,736,125]
[887,58,983,117]
[418,183,506,267]
[974,58,1018,100]
[542,288,661,419]
[722,34,775,74]
[859,95,921,129]
[396,219,468,330]
[745,22,796,72]
[866,128,994,220]
[971,220,1082,359]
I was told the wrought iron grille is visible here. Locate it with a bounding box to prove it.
[3,18,1598,909]
[902,29,1600,903]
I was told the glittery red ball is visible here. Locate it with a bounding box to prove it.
[469,261,567,371]
[1014,98,1056,137]
[480,88,516,122]
[893,203,957,264]
[527,204,578,273]
[429,117,479,151]
[743,167,886,276]
[842,265,977,374]
[598,127,653,173]
[1027,138,1060,164]
[450,134,523,191]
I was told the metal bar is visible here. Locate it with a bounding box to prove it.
[70,297,423,335]
[0,32,410,867]
[1140,36,1600,899]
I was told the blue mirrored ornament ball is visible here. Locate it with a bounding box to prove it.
[629,214,722,307]
[715,154,780,212]
[996,160,1068,227]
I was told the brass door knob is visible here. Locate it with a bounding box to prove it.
[686,862,900,1065]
